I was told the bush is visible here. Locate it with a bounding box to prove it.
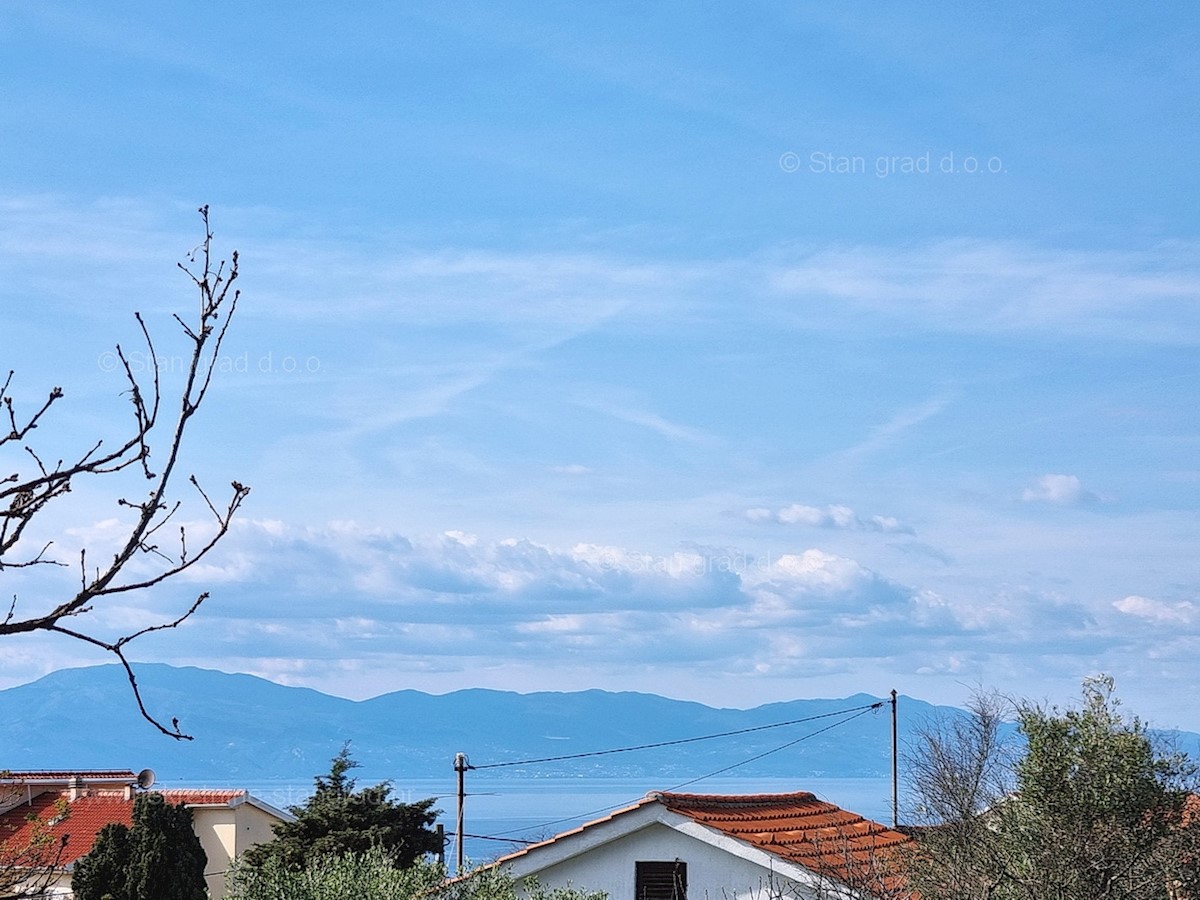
[227,848,607,900]
[228,847,441,900]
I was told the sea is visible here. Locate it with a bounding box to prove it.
[231,775,898,872]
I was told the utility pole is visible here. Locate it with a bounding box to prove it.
[454,752,470,874]
[890,689,899,829]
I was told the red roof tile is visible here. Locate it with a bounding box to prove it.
[655,791,911,895]
[0,788,249,869]
[0,791,132,867]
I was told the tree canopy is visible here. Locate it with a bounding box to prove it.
[242,745,443,873]
[71,792,207,900]
[905,676,1200,900]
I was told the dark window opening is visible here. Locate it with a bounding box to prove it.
[636,860,687,900]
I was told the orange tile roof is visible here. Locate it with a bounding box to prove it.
[0,788,250,869]
[655,791,911,895]
[0,791,132,868]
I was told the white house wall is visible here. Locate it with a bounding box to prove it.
[511,821,828,900]
[189,801,286,898]
[190,807,237,898]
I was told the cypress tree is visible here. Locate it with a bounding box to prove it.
[72,793,207,900]
[72,822,132,900]
[242,744,442,872]
[124,793,207,900]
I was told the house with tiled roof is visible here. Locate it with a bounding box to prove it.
[490,791,913,900]
[0,770,293,898]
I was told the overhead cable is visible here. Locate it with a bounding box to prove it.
[483,702,886,841]
[469,701,884,770]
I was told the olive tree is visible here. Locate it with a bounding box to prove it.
[228,851,609,900]
[904,677,1200,900]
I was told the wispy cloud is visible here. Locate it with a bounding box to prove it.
[744,503,913,534]
[843,395,950,461]
[551,464,593,475]
[769,240,1200,343]
[10,196,1200,342]
[584,401,711,444]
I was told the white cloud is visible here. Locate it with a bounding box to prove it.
[1113,594,1196,625]
[771,549,865,586]
[7,512,1193,721]
[137,521,937,660]
[1021,474,1098,506]
[746,503,914,534]
[551,464,593,475]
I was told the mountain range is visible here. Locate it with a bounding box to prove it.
[3,664,1195,792]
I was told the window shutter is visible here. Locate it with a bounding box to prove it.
[636,860,687,900]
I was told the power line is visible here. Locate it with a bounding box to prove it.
[664,704,881,790]
[461,832,537,845]
[468,701,884,771]
[478,703,885,843]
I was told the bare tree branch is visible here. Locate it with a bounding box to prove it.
[0,206,250,739]
[0,784,71,899]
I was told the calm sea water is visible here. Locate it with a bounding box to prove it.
[228,775,897,871]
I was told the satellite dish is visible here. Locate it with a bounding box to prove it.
[135,769,156,790]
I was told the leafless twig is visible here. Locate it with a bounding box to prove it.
[0,206,250,738]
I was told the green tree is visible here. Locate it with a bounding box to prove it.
[441,864,608,900]
[242,745,443,873]
[905,676,1200,900]
[72,793,207,900]
[71,823,131,900]
[228,847,441,900]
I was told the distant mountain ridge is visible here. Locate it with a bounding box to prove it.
[3,664,1195,789]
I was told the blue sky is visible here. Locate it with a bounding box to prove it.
[3,2,1200,729]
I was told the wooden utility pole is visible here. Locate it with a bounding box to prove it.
[890,689,899,829]
[454,752,469,874]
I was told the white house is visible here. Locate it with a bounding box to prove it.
[489,791,912,900]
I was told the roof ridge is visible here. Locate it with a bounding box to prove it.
[655,790,822,806]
